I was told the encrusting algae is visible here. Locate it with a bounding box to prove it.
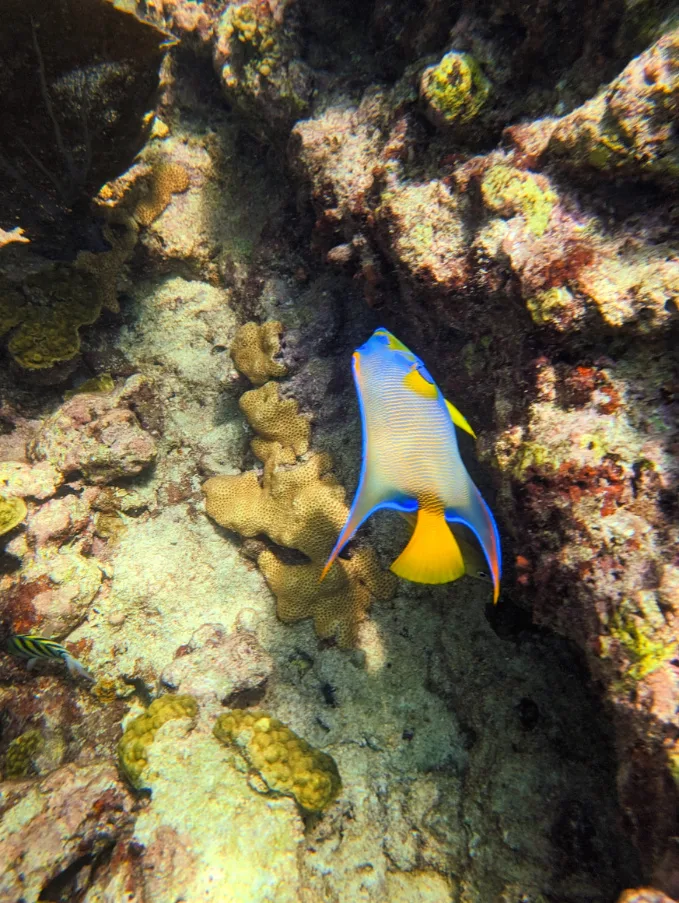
[213,709,341,813]
[118,694,198,789]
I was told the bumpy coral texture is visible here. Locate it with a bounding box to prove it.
[134,160,190,226]
[240,381,310,475]
[420,51,491,129]
[203,452,397,646]
[3,729,43,779]
[118,694,198,789]
[230,320,288,385]
[213,709,341,812]
[0,494,27,536]
[481,163,557,238]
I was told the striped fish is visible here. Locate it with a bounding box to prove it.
[5,635,94,681]
[321,328,501,602]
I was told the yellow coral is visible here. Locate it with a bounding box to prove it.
[230,321,287,385]
[134,161,190,227]
[240,381,310,477]
[260,546,397,646]
[117,694,198,789]
[481,164,556,237]
[3,730,43,779]
[203,454,397,645]
[213,709,341,813]
[0,494,27,536]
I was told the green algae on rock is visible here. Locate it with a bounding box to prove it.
[420,51,491,130]
[481,163,556,238]
[0,494,27,536]
[214,709,341,813]
[118,694,198,790]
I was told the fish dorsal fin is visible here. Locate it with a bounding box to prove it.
[445,399,476,438]
[391,507,465,584]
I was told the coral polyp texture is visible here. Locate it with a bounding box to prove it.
[240,381,311,473]
[134,160,191,226]
[0,494,27,536]
[420,51,491,131]
[213,709,341,813]
[230,320,288,385]
[118,694,198,789]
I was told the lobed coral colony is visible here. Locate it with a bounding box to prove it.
[1,1,678,902]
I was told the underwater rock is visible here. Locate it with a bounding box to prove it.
[0,0,173,255]
[0,761,132,903]
[547,28,679,186]
[29,376,157,484]
[213,0,312,143]
[213,709,341,813]
[160,624,274,707]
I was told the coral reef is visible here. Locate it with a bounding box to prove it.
[118,694,198,789]
[29,376,157,484]
[420,51,491,131]
[240,381,310,473]
[2,729,43,779]
[231,320,287,385]
[547,28,679,185]
[213,709,341,813]
[134,159,191,226]
[0,0,172,254]
[213,0,312,142]
[0,762,133,903]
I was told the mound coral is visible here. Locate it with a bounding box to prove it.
[134,160,190,226]
[0,494,27,536]
[480,164,557,238]
[3,729,43,779]
[230,320,287,385]
[420,51,491,130]
[118,694,198,789]
[213,709,341,813]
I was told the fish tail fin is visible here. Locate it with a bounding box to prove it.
[391,506,465,584]
[65,655,94,681]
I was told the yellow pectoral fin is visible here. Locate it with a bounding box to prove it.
[391,508,466,584]
[445,399,476,438]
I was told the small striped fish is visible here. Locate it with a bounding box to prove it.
[5,635,94,681]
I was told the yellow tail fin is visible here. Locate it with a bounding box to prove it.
[391,507,465,584]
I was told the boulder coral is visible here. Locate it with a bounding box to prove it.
[117,694,198,789]
[230,320,287,385]
[213,709,341,813]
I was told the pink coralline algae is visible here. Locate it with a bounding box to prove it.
[0,762,132,903]
[29,376,158,485]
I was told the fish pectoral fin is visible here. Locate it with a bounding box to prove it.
[391,507,465,584]
[445,399,476,439]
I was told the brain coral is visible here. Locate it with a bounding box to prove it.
[118,694,198,789]
[213,709,341,813]
[230,321,288,385]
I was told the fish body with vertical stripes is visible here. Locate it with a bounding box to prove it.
[321,328,501,602]
[5,635,94,681]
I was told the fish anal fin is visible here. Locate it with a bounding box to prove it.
[445,399,476,439]
[391,507,465,584]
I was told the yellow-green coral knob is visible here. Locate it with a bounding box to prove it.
[117,694,198,789]
[420,51,491,129]
[214,709,341,813]
[0,495,27,536]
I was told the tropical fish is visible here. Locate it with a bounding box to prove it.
[5,635,94,681]
[321,328,501,602]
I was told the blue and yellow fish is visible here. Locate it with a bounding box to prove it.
[5,635,94,681]
[321,328,501,602]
